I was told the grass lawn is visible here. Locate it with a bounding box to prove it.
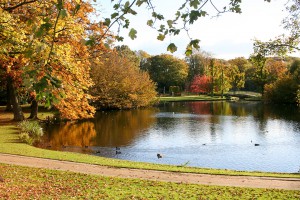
[158,95,225,102]
[158,92,263,102]
[1,163,299,199]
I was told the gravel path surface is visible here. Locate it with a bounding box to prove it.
[0,153,299,190]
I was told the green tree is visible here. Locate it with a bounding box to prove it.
[115,45,141,67]
[289,58,300,105]
[136,50,151,68]
[289,58,300,82]
[249,53,268,95]
[264,76,298,104]
[142,54,188,93]
[185,50,211,84]
[227,57,250,91]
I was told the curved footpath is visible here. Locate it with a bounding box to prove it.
[0,153,299,190]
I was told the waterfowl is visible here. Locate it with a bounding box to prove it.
[157,153,163,159]
[116,151,121,154]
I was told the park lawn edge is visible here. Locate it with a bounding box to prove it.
[1,163,299,199]
[0,124,299,179]
[158,95,226,102]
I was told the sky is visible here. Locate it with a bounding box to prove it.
[98,0,292,60]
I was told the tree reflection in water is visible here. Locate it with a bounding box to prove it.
[43,108,157,150]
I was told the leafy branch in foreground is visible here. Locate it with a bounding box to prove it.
[253,0,300,57]
[106,0,271,55]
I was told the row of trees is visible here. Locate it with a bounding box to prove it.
[0,0,299,122]
[137,50,299,105]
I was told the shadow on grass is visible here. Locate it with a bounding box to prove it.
[5,139,22,144]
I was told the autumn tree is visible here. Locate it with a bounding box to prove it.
[185,49,211,84]
[227,57,250,92]
[208,59,231,96]
[90,50,157,110]
[249,53,268,95]
[189,75,211,94]
[265,58,288,83]
[0,0,113,120]
[115,45,141,67]
[141,54,188,93]
[136,50,151,68]
[264,77,298,104]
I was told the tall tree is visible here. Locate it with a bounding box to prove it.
[249,53,268,95]
[136,50,151,68]
[115,45,141,67]
[0,0,110,120]
[189,75,211,94]
[142,54,188,93]
[185,50,211,84]
[227,57,250,91]
[90,51,157,110]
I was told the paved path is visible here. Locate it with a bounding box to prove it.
[0,153,299,190]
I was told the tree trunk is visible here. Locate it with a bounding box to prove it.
[210,59,214,97]
[7,78,24,121]
[28,98,38,119]
[5,83,12,112]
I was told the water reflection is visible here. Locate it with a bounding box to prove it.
[44,108,157,150]
[92,109,157,146]
[43,101,300,172]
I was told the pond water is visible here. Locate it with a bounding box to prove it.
[42,101,300,173]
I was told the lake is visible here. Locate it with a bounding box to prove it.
[42,101,300,173]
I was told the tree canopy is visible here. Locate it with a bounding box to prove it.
[141,54,189,93]
[90,50,157,110]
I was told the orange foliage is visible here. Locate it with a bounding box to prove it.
[90,51,157,110]
[1,0,112,120]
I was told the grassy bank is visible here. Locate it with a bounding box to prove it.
[158,92,262,102]
[0,123,300,179]
[1,163,299,199]
[158,95,225,102]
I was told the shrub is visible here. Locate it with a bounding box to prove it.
[264,77,298,104]
[18,121,44,145]
[169,86,180,96]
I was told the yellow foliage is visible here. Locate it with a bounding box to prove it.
[90,51,157,110]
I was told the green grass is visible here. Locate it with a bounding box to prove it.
[0,163,299,199]
[158,95,225,102]
[1,124,300,179]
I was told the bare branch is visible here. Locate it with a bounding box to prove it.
[2,0,37,12]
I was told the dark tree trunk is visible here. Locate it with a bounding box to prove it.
[5,83,12,112]
[7,78,24,121]
[28,98,38,119]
